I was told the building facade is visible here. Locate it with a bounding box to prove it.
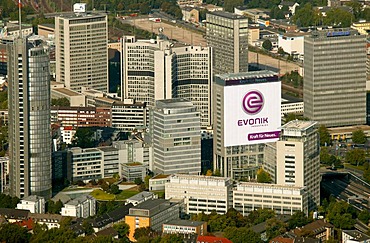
[206,11,248,74]
[55,13,108,92]
[165,174,233,214]
[61,195,96,218]
[8,36,52,199]
[17,195,46,214]
[233,182,308,216]
[125,199,180,241]
[151,99,201,175]
[276,120,320,211]
[304,29,366,127]
[213,71,279,180]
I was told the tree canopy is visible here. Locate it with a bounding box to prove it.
[257,168,272,183]
[345,149,365,166]
[262,39,273,51]
[51,97,70,107]
[72,127,95,148]
[318,125,331,146]
[352,129,367,144]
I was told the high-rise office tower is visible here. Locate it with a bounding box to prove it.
[8,36,52,199]
[55,13,108,92]
[206,11,248,75]
[276,120,320,211]
[304,29,366,127]
[121,36,213,127]
[213,71,280,180]
[151,99,201,175]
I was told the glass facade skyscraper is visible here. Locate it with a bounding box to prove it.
[8,36,51,199]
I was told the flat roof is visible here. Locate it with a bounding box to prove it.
[208,11,248,20]
[164,219,205,227]
[282,93,303,103]
[97,146,118,152]
[327,125,370,133]
[282,120,317,130]
[53,88,82,97]
[132,199,167,210]
[216,70,277,81]
[57,12,106,20]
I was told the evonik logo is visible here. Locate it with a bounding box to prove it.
[242,90,264,115]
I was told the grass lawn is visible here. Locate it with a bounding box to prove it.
[115,190,140,200]
[344,163,365,171]
[62,186,94,192]
[90,189,115,200]
[153,190,165,199]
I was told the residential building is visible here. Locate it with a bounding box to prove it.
[8,36,52,199]
[213,71,279,179]
[51,106,112,128]
[121,36,213,127]
[90,203,133,232]
[278,32,307,56]
[61,195,96,218]
[163,219,207,235]
[206,11,248,74]
[29,213,66,229]
[234,7,270,23]
[126,191,158,206]
[342,230,370,243]
[293,219,334,242]
[196,236,232,243]
[60,126,76,144]
[177,0,202,6]
[165,174,233,214]
[0,208,30,223]
[55,13,108,92]
[304,29,366,127]
[233,182,308,216]
[276,120,320,211]
[151,99,201,175]
[121,162,147,182]
[125,199,180,241]
[182,7,200,23]
[278,1,300,15]
[17,195,46,214]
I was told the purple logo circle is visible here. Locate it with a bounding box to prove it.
[242,90,264,115]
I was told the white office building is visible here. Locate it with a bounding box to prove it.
[61,195,96,218]
[165,174,233,214]
[233,182,308,216]
[151,99,201,175]
[17,195,46,214]
[55,13,108,92]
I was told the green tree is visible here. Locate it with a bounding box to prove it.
[109,184,120,194]
[134,177,143,185]
[247,208,275,225]
[224,226,262,243]
[358,210,370,224]
[266,218,287,239]
[0,193,20,208]
[113,221,130,238]
[224,0,243,12]
[324,7,354,27]
[144,175,152,189]
[345,149,365,166]
[257,168,272,183]
[51,97,70,107]
[72,127,95,148]
[159,234,184,243]
[293,3,320,27]
[0,223,31,243]
[352,129,367,144]
[288,211,310,229]
[326,201,356,229]
[82,220,94,235]
[134,227,158,241]
[262,39,273,51]
[318,125,331,146]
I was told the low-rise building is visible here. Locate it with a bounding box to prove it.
[182,7,199,23]
[51,86,86,107]
[149,174,170,191]
[342,230,370,243]
[196,236,232,243]
[61,195,96,218]
[281,94,304,117]
[165,174,233,214]
[0,208,29,223]
[293,219,334,242]
[233,182,308,216]
[352,20,370,35]
[163,219,207,236]
[29,213,66,229]
[126,191,158,206]
[121,162,147,182]
[60,126,76,144]
[278,32,307,56]
[17,195,45,214]
[125,199,180,241]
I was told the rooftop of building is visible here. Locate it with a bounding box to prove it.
[216,70,278,81]
[53,88,82,97]
[342,230,370,241]
[56,12,107,20]
[156,98,194,108]
[38,23,55,29]
[130,199,168,211]
[124,162,144,167]
[236,182,305,190]
[281,93,303,104]
[65,195,94,206]
[327,125,370,134]
[30,213,64,221]
[171,173,232,182]
[126,191,155,201]
[164,219,205,227]
[97,146,119,152]
[94,227,118,237]
[196,235,232,243]
[21,195,43,202]
[207,11,248,20]
[0,208,30,219]
[294,219,333,236]
[151,174,170,180]
[282,120,317,131]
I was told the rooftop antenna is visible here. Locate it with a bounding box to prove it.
[18,0,22,38]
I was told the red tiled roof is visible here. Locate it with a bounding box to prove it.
[14,218,34,230]
[196,236,232,243]
[269,236,294,243]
